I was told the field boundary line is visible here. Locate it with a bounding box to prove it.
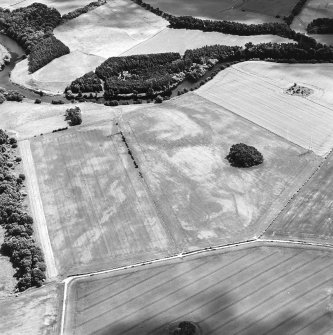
[19,140,58,279]
[59,237,333,335]
[258,147,333,239]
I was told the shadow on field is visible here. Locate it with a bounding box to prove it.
[93,288,332,335]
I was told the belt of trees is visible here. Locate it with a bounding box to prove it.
[283,0,308,25]
[60,0,107,24]
[130,0,317,47]
[307,18,333,34]
[0,129,46,292]
[0,3,70,73]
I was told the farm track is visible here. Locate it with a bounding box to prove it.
[19,140,58,279]
[59,237,333,335]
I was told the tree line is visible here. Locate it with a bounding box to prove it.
[0,3,70,73]
[60,0,106,24]
[307,18,333,34]
[0,129,46,292]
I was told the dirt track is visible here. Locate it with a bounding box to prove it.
[20,140,58,279]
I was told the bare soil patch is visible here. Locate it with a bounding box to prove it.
[65,245,333,335]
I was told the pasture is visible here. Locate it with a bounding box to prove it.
[264,150,333,245]
[28,123,177,276]
[0,283,60,335]
[144,0,298,23]
[121,28,293,56]
[54,0,168,58]
[120,93,321,249]
[195,62,333,157]
[64,244,333,335]
[11,51,105,95]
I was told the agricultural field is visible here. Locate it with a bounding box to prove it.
[195,61,333,157]
[264,150,333,245]
[0,0,94,14]
[0,283,60,335]
[145,0,296,23]
[121,28,293,56]
[64,244,333,335]
[26,123,179,276]
[11,51,105,95]
[0,101,138,140]
[53,0,168,58]
[120,93,321,249]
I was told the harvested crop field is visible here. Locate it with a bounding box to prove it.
[64,244,333,335]
[119,93,321,249]
[0,283,60,335]
[122,28,293,56]
[195,61,333,157]
[264,150,333,245]
[0,0,94,14]
[11,51,105,95]
[28,124,178,276]
[144,0,291,23]
[54,0,168,58]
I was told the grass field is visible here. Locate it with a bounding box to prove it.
[0,283,60,335]
[121,28,292,56]
[54,0,168,58]
[120,93,321,249]
[28,123,178,276]
[11,51,105,95]
[145,0,298,23]
[264,150,333,245]
[1,0,94,14]
[195,61,333,157]
[64,244,333,335]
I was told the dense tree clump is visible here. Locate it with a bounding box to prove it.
[68,71,103,93]
[307,18,333,34]
[0,129,46,291]
[0,3,61,52]
[28,35,70,73]
[69,53,189,99]
[0,87,25,102]
[226,143,264,168]
[0,3,70,73]
[65,106,82,126]
[61,0,107,23]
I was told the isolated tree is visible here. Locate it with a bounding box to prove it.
[226,143,263,168]
[65,106,82,126]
